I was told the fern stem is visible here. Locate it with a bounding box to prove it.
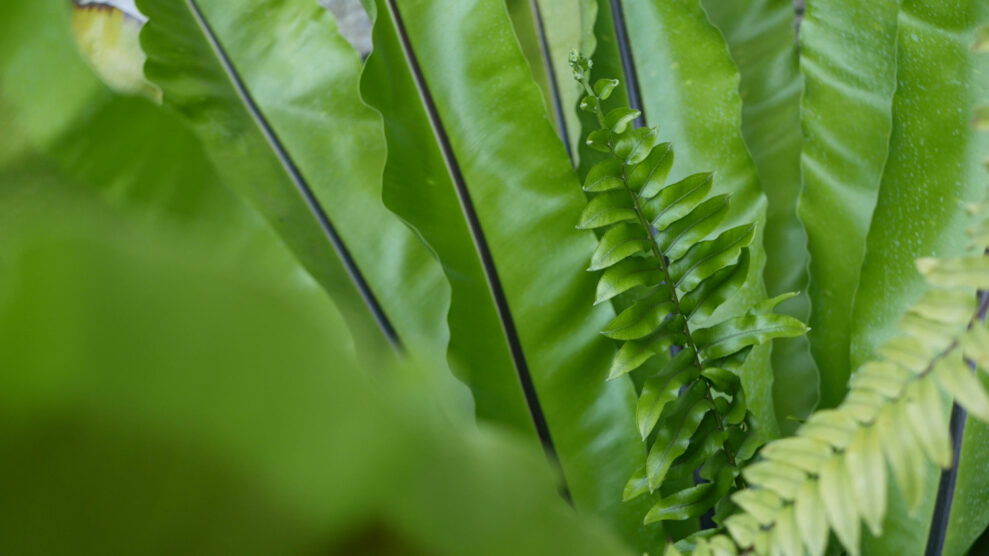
[578,74,746,488]
[620,168,745,485]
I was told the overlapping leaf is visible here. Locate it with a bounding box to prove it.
[849,4,989,553]
[137,0,449,365]
[700,0,819,429]
[798,0,900,407]
[683,175,989,556]
[359,0,657,549]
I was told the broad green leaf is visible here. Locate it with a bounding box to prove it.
[1,5,205,220]
[798,0,899,407]
[506,0,556,144]
[506,0,584,156]
[136,0,450,365]
[0,5,615,547]
[849,4,989,554]
[0,183,628,556]
[361,0,658,547]
[701,0,819,430]
[850,0,989,378]
[599,0,780,441]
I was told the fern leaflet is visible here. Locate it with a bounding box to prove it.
[666,180,989,556]
[570,53,807,528]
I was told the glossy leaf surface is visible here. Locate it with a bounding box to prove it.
[0,179,628,556]
[849,3,989,553]
[507,0,584,156]
[1,3,630,552]
[701,0,819,428]
[361,0,656,548]
[138,0,450,363]
[798,0,900,406]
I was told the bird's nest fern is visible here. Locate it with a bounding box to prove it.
[570,53,807,527]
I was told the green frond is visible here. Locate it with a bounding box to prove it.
[701,213,989,555]
[571,54,807,531]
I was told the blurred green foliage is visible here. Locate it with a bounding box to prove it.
[0,1,628,553]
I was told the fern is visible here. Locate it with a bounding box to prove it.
[569,53,807,528]
[664,198,989,556]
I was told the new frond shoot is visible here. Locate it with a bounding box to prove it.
[569,51,807,533]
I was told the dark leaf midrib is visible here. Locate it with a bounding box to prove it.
[607,0,647,128]
[925,288,989,556]
[183,0,400,349]
[382,0,570,502]
[528,0,573,161]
